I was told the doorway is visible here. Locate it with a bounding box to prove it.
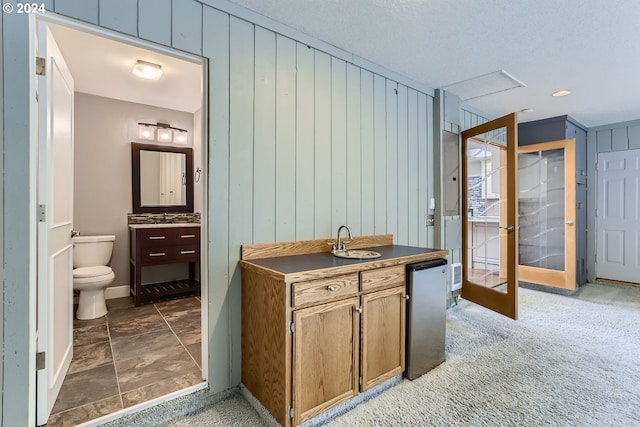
[35,17,208,426]
[517,139,577,291]
[596,148,640,284]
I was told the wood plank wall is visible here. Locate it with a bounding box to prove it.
[442,108,492,265]
[45,0,438,392]
[586,119,640,281]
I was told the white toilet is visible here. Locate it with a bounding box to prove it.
[73,235,116,320]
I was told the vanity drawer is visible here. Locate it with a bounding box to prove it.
[361,265,405,293]
[141,244,200,264]
[292,274,359,308]
[138,227,200,247]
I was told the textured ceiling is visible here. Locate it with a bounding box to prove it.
[226,0,640,127]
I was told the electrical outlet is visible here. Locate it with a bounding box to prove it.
[425,214,435,227]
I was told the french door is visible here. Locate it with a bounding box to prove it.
[461,113,518,319]
[518,139,576,290]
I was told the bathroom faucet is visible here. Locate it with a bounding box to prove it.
[336,225,352,252]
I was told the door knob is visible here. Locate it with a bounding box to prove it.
[499,225,515,233]
[565,221,574,226]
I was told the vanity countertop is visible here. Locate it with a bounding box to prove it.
[128,223,201,229]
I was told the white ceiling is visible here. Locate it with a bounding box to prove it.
[49,23,202,114]
[226,0,640,128]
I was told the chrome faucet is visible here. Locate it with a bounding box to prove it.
[336,225,352,252]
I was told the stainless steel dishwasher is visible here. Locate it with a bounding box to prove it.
[406,258,448,380]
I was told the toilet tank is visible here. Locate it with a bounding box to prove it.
[73,235,115,268]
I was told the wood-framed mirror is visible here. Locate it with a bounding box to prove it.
[131,142,194,213]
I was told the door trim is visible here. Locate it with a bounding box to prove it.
[517,139,576,291]
[31,12,210,424]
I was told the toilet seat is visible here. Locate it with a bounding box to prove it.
[74,266,113,278]
[73,266,114,287]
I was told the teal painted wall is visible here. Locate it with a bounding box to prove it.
[1,0,439,422]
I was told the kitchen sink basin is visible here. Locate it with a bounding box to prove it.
[334,249,381,259]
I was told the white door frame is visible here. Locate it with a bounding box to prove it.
[30,12,210,423]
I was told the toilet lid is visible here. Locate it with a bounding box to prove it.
[73,266,112,277]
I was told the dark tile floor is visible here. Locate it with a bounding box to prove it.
[46,296,203,427]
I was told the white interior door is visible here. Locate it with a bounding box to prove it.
[36,22,75,425]
[596,149,640,283]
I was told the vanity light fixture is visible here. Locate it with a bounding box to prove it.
[173,130,188,144]
[138,124,156,140]
[552,89,572,97]
[137,122,189,145]
[157,126,173,142]
[132,60,163,80]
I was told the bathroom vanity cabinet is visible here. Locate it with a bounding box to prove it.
[239,235,447,426]
[129,224,200,306]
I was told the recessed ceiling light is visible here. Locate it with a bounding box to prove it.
[552,89,572,97]
[132,60,163,80]
[520,108,535,113]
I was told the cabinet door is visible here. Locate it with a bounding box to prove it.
[361,286,406,391]
[292,297,360,425]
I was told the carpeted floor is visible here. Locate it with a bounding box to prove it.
[162,283,640,427]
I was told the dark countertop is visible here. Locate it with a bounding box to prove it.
[244,245,446,276]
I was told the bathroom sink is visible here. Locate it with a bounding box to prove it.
[334,249,381,260]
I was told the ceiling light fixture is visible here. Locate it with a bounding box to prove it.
[138,122,189,145]
[552,89,572,97]
[132,60,163,80]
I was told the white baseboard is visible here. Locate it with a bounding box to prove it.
[105,285,130,300]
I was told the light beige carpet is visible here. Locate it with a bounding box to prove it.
[114,283,640,427]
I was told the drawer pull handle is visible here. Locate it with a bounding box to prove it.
[149,252,166,257]
[181,250,196,255]
[327,285,337,292]
[149,236,166,240]
[181,234,196,238]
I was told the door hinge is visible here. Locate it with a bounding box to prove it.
[38,204,46,222]
[36,57,46,76]
[289,321,295,334]
[288,406,294,418]
[36,352,46,370]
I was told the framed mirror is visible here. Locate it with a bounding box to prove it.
[131,142,194,213]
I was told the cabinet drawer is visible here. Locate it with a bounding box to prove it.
[141,244,200,264]
[292,274,359,308]
[361,265,405,292]
[138,227,200,247]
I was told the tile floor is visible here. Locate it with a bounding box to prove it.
[46,296,203,427]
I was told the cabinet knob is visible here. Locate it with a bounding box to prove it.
[355,307,363,314]
[327,285,337,292]
[404,294,410,301]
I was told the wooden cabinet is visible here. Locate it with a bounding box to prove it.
[291,268,405,425]
[360,265,406,391]
[292,297,360,425]
[129,225,200,306]
[240,237,447,427]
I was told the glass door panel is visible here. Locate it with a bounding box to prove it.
[518,139,576,290]
[461,113,518,319]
